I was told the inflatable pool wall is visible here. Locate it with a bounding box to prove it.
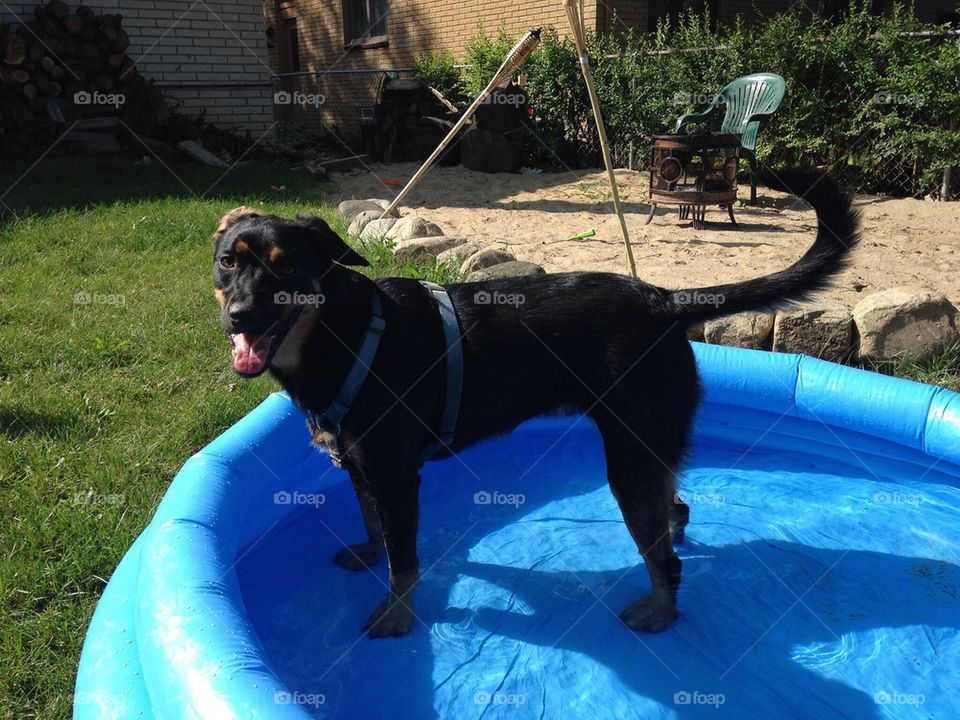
[75,343,960,719]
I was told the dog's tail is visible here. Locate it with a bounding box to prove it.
[664,168,859,322]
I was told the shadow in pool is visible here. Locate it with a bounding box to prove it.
[239,443,960,718]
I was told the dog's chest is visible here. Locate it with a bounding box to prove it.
[306,416,342,465]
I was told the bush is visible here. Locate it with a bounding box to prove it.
[437,4,958,198]
[412,50,469,107]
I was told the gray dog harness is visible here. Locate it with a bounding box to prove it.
[308,282,463,467]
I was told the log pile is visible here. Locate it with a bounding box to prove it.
[0,0,152,155]
[361,78,462,165]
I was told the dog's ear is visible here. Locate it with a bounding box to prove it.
[214,206,261,243]
[295,214,369,267]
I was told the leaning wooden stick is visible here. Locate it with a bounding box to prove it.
[379,28,542,220]
[562,0,638,278]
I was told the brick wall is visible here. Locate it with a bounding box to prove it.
[263,0,599,144]
[2,0,274,133]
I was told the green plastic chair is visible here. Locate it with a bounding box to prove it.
[675,73,786,204]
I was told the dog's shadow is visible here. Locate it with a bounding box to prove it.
[432,542,958,718]
[243,461,959,720]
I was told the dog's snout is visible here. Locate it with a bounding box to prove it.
[228,301,256,329]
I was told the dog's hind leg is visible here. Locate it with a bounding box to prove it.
[595,420,684,633]
[333,469,385,571]
[362,468,421,638]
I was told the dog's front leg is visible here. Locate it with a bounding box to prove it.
[362,468,421,638]
[333,469,385,571]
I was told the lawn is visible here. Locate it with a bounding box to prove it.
[0,156,457,719]
[0,156,956,719]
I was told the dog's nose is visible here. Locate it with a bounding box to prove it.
[228,302,256,329]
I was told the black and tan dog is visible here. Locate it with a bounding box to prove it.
[212,169,857,638]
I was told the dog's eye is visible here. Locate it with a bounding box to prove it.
[219,256,236,269]
[279,263,295,275]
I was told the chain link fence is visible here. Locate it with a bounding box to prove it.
[270,50,957,202]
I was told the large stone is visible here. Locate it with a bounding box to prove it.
[853,288,959,361]
[773,302,853,361]
[466,261,546,282]
[437,241,482,268]
[359,217,398,242]
[393,236,465,264]
[461,248,516,275]
[348,209,382,237]
[338,198,390,223]
[704,312,775,349]
[686,323,705,343]
[385,215,444,242]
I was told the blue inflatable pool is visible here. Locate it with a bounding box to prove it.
[75,343,960,719]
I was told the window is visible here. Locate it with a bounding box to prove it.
[345,0,388,46]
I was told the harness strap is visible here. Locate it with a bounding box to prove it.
[418,281,464,464]
[306,283,463,468]
[307,292,385,465]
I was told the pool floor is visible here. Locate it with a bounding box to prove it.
[237,422,960,719]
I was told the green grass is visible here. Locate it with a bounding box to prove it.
[0,157,457,719]
[864,342,960,393]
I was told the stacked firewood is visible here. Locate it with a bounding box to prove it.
[361,78,462,164]
[0,0,155,152]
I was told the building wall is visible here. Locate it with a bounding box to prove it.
[264,0,599,144]
[2,0,273,133]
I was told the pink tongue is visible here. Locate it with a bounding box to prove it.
[231,333,273,374]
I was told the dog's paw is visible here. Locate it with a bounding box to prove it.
[620,596,678,633]
[333,542,384,571]
[363,594,415,638]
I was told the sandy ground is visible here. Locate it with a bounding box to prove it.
[331,162,960,309]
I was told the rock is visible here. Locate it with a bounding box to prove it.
[385,215,444,242]
[304,160,329,181]
[853,288,959,361]
[393,236,465,264]
[359,217,398,242]
[460,248,516,275]
[704,312,775,349]
[773,302,853,361]
[348,209,382,236]
[339,198,389,223]
[466,261,546,282]
[437,241,482,268]
[686,323,705,343]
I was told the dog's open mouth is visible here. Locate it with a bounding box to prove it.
[230,333,275,376]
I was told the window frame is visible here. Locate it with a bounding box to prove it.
[342,0,389,50]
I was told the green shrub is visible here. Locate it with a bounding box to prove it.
[455,3,958,197]
[412,50,469,107]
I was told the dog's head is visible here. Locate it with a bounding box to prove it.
[213,206,369,377]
